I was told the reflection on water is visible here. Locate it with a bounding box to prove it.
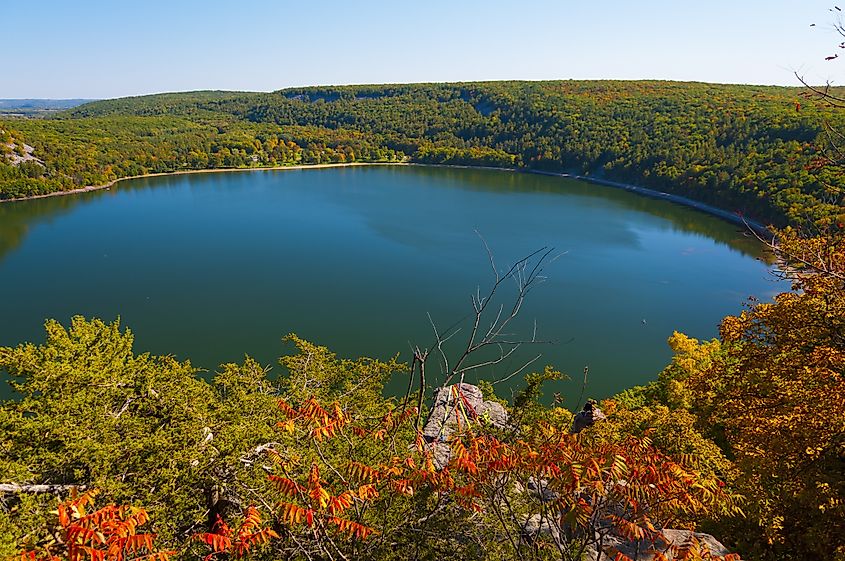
[0,192,89,261]
[0,166,771,262]
[401,166,770,260]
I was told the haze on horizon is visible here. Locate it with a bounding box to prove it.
[5,0,844,99]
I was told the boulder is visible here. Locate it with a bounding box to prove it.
[421,383,509,468]
[571,400,607,433]
[585,528,735,560]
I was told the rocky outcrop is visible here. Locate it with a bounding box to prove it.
[585,528,734,560]
[419,385,736,560]
[517,476,558,503]
[2,138,43,166]
[421,383,509,468]
[571,399,607,433]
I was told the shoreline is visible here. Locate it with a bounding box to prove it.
[525,169,771,237]
[1,161,771,236]
[0,162,399,204]
[404,163,771,236]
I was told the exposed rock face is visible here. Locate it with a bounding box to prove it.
[421,383,509,468]
[661,530,733,558]
[2,138,43,166]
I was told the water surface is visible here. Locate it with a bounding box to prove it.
[0,165,781,402]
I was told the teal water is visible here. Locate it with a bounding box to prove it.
[0,165,781,403]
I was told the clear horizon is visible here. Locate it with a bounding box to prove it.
[5,0,844,99]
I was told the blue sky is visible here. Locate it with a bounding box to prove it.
[5,0,844,98]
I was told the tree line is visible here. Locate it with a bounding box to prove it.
[2,80,845,227]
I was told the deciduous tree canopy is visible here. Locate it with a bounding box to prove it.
[3,81,844,227]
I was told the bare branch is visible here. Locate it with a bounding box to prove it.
[413,240,561,411]
[491,354,544,385]
[0,483,88,495]
[796,71,845,107]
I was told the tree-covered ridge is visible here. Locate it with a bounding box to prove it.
[2,80,844,226]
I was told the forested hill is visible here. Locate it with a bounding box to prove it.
[3,80,845,226]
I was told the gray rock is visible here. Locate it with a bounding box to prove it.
[421,383,509,468]
[525,476,558,503]
[521,513,560,541]
[585,528,735,560]
[571,400,607,434]
[661,530,732,558]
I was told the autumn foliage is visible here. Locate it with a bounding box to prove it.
[622,227,845,561]
[7,280,839,561]
[192,507,277,560]
[190,381,742,560]
[23,388,745,561]
[21,490,173,561]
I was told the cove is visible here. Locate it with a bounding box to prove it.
[0,165,781,402]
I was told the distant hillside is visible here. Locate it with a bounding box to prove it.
[66,91,255,117]
[0,99,96,117]
[2,81,844,226]
[0,99,94,110]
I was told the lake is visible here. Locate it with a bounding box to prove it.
[0,165,781,403]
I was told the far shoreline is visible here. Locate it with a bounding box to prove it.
[526,169,771,238]
[0,161,771,237]
[404,163,771,237]
[0,162,397,204]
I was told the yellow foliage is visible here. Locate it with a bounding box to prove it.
[673,231,845,560]
[586,403,737,497]
[659,332,722,410]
